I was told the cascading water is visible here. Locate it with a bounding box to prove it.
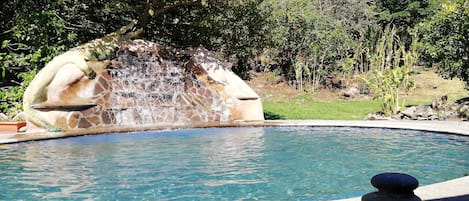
[23,39,262,131]
[108,55,183,125]
[103,40,227,126]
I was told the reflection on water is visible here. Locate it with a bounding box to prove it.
[0,127,468,200]
[200,127,267,186]
[1,127,269,200]
[14,140,103,200]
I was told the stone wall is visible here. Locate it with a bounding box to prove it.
[26,40,264,131]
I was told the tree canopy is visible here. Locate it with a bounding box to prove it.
[260,0,378,90]
[0,0,467,116]
[417,0,469,86]
[0,0,266,83]
[1,0,267,114]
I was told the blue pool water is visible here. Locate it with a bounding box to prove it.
[0,127,468,200]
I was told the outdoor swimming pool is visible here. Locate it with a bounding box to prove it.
[1,127,468,200]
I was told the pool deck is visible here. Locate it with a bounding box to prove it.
[1,120,468,200]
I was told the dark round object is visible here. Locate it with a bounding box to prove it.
[362,192,422,201]
[371,172,419,194]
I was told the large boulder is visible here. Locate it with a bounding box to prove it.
[366,95,469,121]
[341,86,361,99]
[187,47,264,121]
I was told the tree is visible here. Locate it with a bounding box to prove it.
[417,0,469,87]
[0,0,265,80]
[375,0,436,44]
[261,0,377,91]
[1,1,82,116]
[0,0,268,116]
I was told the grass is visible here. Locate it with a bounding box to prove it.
[263,99,380,120]
[404,69,468,103]
[260,69,468,120]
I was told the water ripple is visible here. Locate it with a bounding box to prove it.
[0,127,468,200]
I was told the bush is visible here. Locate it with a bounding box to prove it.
[360,25,417,116]
[0,70,36,117]
[417,0,469,87]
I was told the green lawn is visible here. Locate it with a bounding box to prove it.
[263,99,380,120]
[260,70,468,120]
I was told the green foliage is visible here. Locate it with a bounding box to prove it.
[361,67,415,116]
[1,0,265,79]
[377,0,433,26]
[360,26,417,116]
[0,0,460,118]
[376,0,436,42]
[0,0,263,115]
[0,6,78,115]
[262,0,377,91]
[0,86,23,117]
[417,0,469,87]
[0,70,36,117]
[201,0,267,79]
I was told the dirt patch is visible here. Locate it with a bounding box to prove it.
[247,69,468,102]
[247,72,298,101]
[405,69,468,102]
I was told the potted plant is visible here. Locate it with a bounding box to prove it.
[0,112,26,132]
[0,121,26,132]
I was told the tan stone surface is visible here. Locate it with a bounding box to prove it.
[23,40,265,131]
[190,47,264,121]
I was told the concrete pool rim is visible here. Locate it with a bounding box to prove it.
[1,120,468,201]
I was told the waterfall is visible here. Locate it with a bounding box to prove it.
[106,50,183,125]
[103,40,225,126]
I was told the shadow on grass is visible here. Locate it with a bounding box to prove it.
[264,111,285,120]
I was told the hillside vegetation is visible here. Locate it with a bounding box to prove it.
[249,69,468,120]
[1,0,468,118]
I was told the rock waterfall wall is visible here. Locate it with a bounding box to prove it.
[25,40,264,131]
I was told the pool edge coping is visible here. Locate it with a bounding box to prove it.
[1,119,468,200]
